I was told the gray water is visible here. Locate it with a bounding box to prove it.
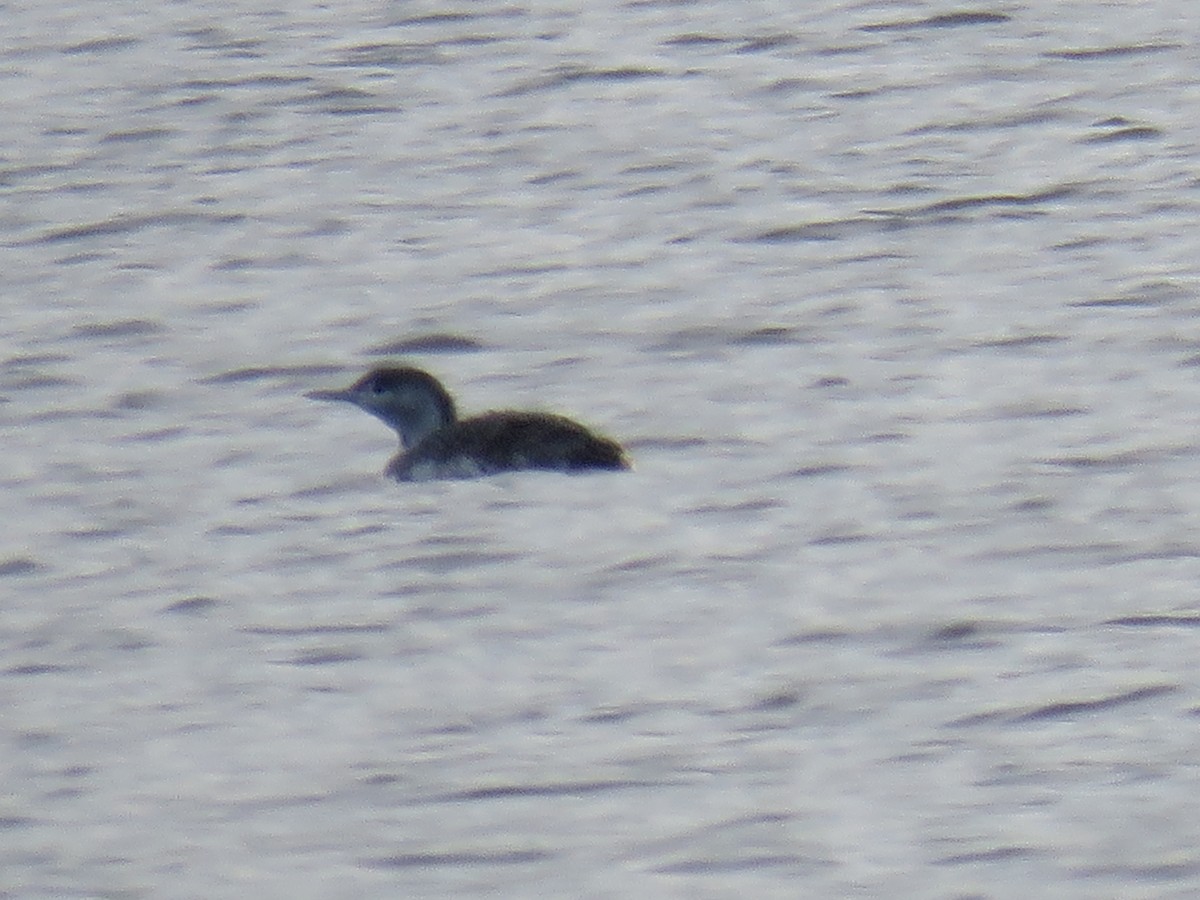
[4,1,1200,897]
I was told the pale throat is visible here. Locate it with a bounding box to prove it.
[390,402,453,449]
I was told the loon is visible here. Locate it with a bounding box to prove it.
[307,366,631,481]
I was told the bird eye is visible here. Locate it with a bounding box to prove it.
[371,376,386,394]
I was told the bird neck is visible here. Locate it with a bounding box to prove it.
[391,403,453,450]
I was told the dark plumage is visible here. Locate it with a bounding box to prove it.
[307,366,630,481]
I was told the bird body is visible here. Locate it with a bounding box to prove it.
[308,366,630,481]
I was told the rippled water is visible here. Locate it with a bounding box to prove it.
[4,2,1200,897]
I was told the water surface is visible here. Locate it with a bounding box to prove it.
[4,2,1200,897]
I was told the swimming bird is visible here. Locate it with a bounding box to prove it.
[306,366,631,481]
